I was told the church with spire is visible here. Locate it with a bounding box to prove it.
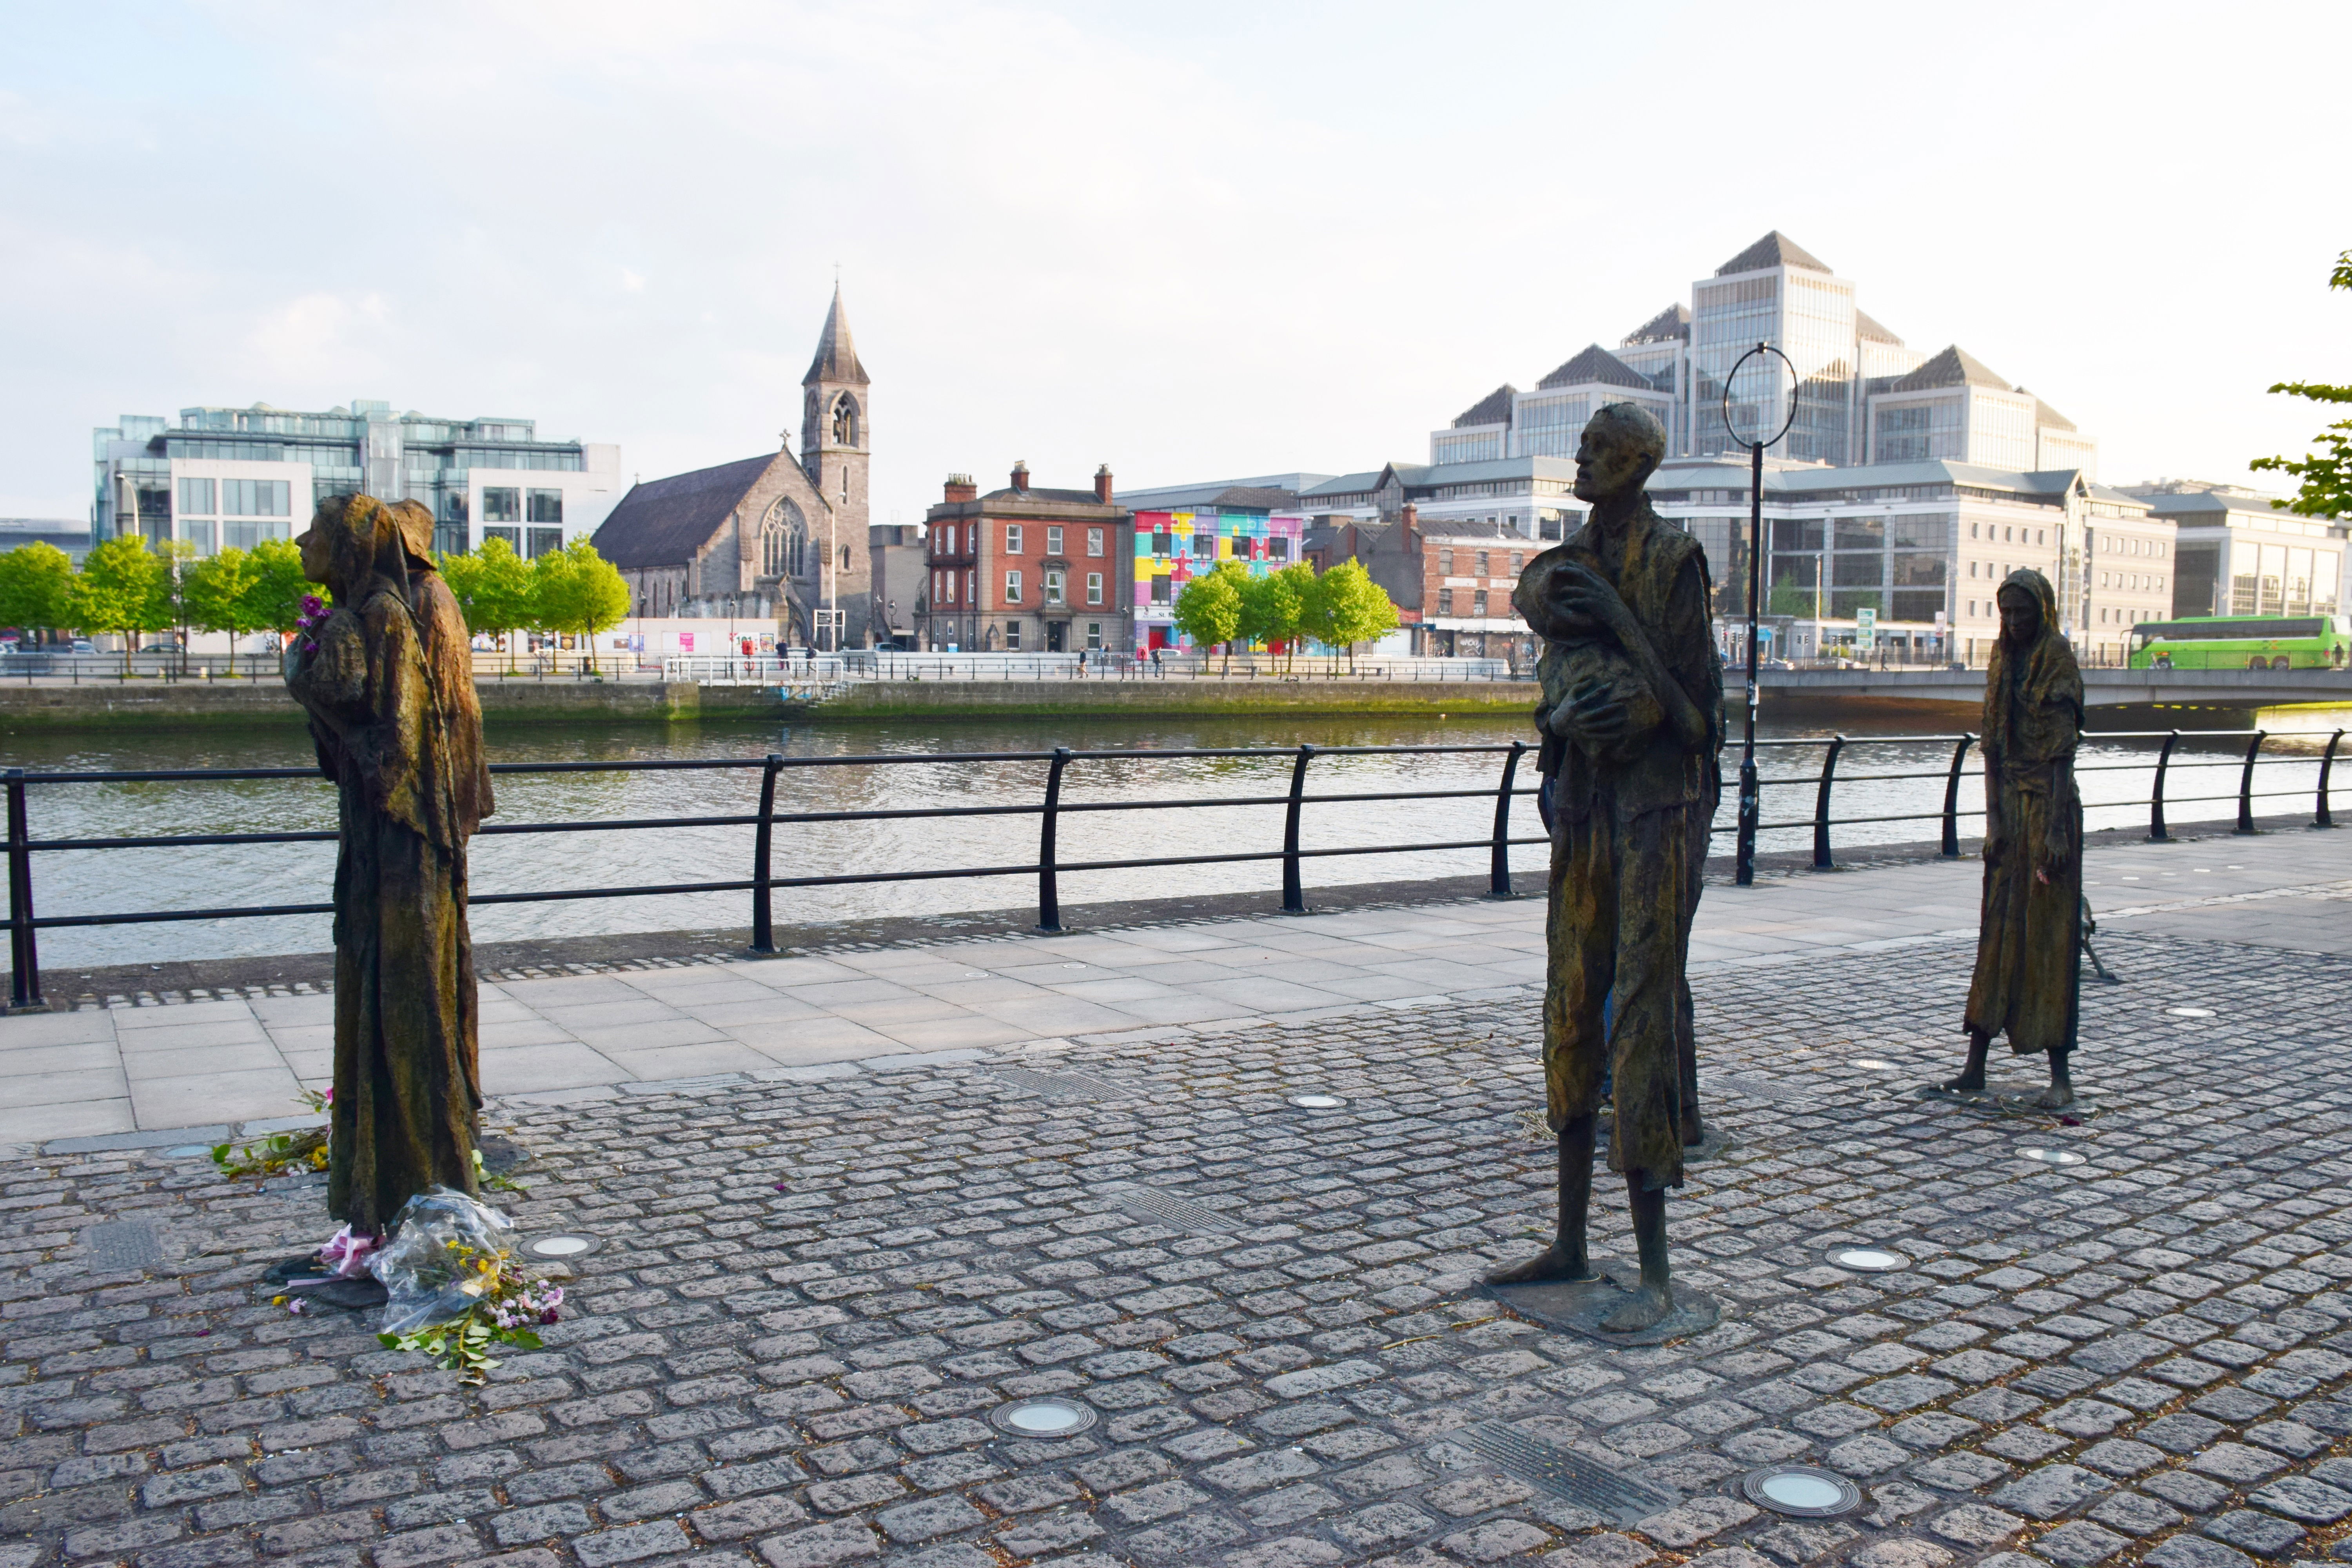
[592,287,874,649]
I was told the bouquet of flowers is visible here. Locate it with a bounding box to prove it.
[370,1187,563,1385]
[294,593,332,653]
[213,1087,330,1179]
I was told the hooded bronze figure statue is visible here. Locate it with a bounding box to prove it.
[286,494,492,1232]
[1945,566,2084,1108]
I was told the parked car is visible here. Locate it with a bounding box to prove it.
[70,639,95,653]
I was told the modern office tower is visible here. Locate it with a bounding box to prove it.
[92,404,622,557]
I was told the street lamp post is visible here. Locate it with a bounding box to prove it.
[1720,342,1799,888]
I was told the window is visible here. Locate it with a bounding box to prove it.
[762,497,808,577]
[1045,569,1065,606]
[221,478,290,516]
[483,488,521,523]
[1969,522,1980,539]
[831,394,859,448]
[2035,530,2045,546]
[1473,589,1489,617]
[1005,621,1021,651]
[1438,589,1454,615]
[1086,572,1103,606]
[1510,552,1522,574]
[1149,577,1171,604]
[2002,525,2013,542]
[527,489,563,524]
[1046,526,1063,555]
[1439,548,1454,573]
[1187,532,1210,559]
[1268,537,1289,561]
[1087,528,1104,557]
[1085,622,1102,650]
[178,478,215,515]
[1477,551,1491,577]
[527,528,563,559]
[1152,530,1172,558]
[1004,570,1023,604]
[1004,524,1025,553]
[485,526,521,552]
[181,519,215,555]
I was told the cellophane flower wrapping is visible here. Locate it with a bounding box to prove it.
[369,1186,516,1336]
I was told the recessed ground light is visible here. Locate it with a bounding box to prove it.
[2167,1006,2214,1018]
[525,1234,602,1258]
[1743,1465,1861,1517]
[1828,1248,1909,1272]
[988,1397,1097,1437]
[1851,1059,1896,1071]
[2018,1147,2086,1166]
[1288,1093,1348,1110]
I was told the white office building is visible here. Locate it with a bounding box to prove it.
[93,402,622,558]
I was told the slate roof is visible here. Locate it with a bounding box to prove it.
[1537,345,1651,391]
[1623,303,1690,345]
[1889,345,2013,394]
[978,486,1109,506]
[804,284,869,387]
[590,453,777,569]
[1856,309,1904,345]
[1716,230,1831,277]
[1452,385,1516,428]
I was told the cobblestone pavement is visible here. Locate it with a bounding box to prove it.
[4,926,2351,1568]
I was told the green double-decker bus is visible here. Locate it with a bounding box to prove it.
[2129,614,2352,670]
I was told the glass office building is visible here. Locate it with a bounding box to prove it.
[93,401,621,557]
[1431,231,2098,481]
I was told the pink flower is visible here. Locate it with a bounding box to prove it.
[539,1308,560,1325]
[286,1299,306,1316]
[318,1225,376,1279]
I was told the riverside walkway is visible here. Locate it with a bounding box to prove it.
[2,828,2349,1568]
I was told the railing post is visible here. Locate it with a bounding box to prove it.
[1488,740,1525,899]
[748,753,781,955]
[1940,733,1975,858]
[1036,746,1070,933]
[2236,730,2267,834]
[1812,734,1845,870]
[2319,728,2343,829]
[1281,744,1316,914]
[5,769,41,1011]
[2149,730,2179,841]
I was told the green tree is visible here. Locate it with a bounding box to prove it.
[72,535,172,675]
[1243,563,1316,671]
[242,537,321,675]
[2251,250,2352,519]
[442,534,535,670]
[529,539,630,673]
[181,548,268,675]
[1303,559,1400,670]
[0,543,78,646]
[1172,561,1246,672]
[1766,581,1820,619]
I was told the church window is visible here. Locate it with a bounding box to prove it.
[831,394,859,448]
[762,497,809,578]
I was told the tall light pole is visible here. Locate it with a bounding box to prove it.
[1721,342,1799,888]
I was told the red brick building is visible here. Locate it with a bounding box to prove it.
[922,463,1131,653]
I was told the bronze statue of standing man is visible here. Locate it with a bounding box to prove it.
[1946,567,2083,1109]
[1491,403,1720,1332]
[287,495,493,1233]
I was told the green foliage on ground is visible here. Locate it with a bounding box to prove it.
[2251,249,2352,520]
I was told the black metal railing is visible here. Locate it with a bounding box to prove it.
[0,742,1540,1010]
[5,728,2343,1011]
[1737,727,2347,878]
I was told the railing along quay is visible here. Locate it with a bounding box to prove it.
[0,742,1539,1010]
[4,729,2343,1010]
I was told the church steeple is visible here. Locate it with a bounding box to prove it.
[803,283,869,388]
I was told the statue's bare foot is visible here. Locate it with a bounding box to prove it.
[2034,1082,2075,1110]
[1601,1280,1673,1332]
[1940,1069,1986,1093]
[1485,1246,1597,1286]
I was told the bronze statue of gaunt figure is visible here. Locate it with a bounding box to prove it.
[1490,403,1722,1332]
[286,495,494,1233]
[1946,567,2084,1109]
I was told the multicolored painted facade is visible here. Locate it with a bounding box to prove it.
[1131,508,1309,650]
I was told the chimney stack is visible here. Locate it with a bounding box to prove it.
[1094,464,1114,504]
[943,472,976,503]
[1011,460,1031,494]
[1401,502,1418,528]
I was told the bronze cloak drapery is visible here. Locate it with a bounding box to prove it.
[1964,567,2084,1057]
[1515,500,1720,1189]
[286,495,490,1232]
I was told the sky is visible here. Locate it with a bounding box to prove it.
[3,0,2349,532]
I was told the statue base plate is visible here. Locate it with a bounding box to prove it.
[1480,1265,1722,1347]
[260,1254,388,1310]
[1917,1080,2096,1118]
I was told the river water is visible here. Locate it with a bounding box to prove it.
[3,713,2331,969]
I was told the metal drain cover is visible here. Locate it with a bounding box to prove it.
[83,1221,162,1272]
[1096,1181,1241,1235]
[1450,1421,1676,1526]
[988,1067,1137,1103]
